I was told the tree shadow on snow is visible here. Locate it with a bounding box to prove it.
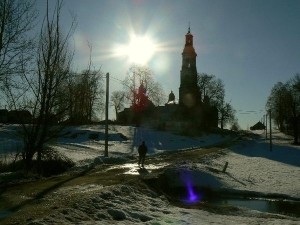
[231,135,300,167]
[131,127,206,155]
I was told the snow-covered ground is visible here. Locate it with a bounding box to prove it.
[0,124,231,164]
[1,125,300,224]
[205,130,300,198]
[38,184,299,225]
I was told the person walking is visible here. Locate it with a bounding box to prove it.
[138,141,148,168]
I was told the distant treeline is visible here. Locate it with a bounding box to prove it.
[266,73,300,144]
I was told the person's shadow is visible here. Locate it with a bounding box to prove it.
[138,167,149,175]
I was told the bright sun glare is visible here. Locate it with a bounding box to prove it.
[115,35,157,65]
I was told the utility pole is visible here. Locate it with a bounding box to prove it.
[133,71,136,107]
[265,113,268,140]
[269,110,272,152]
[105,73,109,157]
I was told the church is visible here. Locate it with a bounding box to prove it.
[118,27,218,132]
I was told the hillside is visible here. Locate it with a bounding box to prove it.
[0,125,299,224]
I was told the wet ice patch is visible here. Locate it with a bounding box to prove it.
[106,162,169,175]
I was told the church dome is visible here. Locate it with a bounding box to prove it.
[167,90,176,104]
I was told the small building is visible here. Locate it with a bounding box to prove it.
[0,109,9,123]
[8,110,32,124]
[250,121,265,130]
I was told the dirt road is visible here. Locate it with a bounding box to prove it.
[0,143,227,224]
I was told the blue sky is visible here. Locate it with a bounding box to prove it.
[37,0,300,129]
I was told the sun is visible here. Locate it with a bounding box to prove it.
[114,34,157,65]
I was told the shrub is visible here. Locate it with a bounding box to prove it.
[0,147,75,177]
[88,133,99,140]
[40,147,75,176]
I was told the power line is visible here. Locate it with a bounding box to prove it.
[110,75,124,84]
[237,109,265,115]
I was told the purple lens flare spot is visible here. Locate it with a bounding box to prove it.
[183,176,202,204]
[187,181,199,202]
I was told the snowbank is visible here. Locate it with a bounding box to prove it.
[29,184,298,225]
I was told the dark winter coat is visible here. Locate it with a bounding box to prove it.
[138,143,147,156]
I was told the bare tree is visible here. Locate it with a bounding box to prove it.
[77,44,105,122]
[197,73,225,105]
[123,65,165,107]
[64,69,104,124]
[290,74,300,144]
[230,119,240,131]
[197,73,236,129]
[219,100,236,129]
[149,81,165,106]
[0,0,37,88]
[18,0,76,171]
[111,90,126,120]
[267,74,300,144]
[266,82,291,131]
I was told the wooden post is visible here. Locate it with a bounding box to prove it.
[269,110,272,152]
[222,162,229,173]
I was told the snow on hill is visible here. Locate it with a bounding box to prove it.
[30,125,232,164]
[1,125,300,224]
[0,124,232,165]
[205,130,300,198]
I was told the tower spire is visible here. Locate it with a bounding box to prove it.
[180,26,199,107]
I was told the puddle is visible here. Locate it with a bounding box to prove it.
[144,168,300,218]
[0,210,13,219]
[165,186,300,217]
[0,197,13,219]
[209,197,300,217]
[107,163,169,175]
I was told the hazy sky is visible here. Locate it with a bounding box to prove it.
[37,0,300,129]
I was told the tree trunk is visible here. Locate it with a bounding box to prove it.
[24,147,34,172]
[37,147,42,175]
[220,116,224,129]
[115,106,119,121]
[293,116,299,145]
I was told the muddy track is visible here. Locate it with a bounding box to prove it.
[0,135,239,224]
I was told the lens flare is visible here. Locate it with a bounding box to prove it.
[114,34,157,65]
[181,171,202,204]
[186,180,199,202]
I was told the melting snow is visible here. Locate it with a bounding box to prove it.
[1,125,300,224]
